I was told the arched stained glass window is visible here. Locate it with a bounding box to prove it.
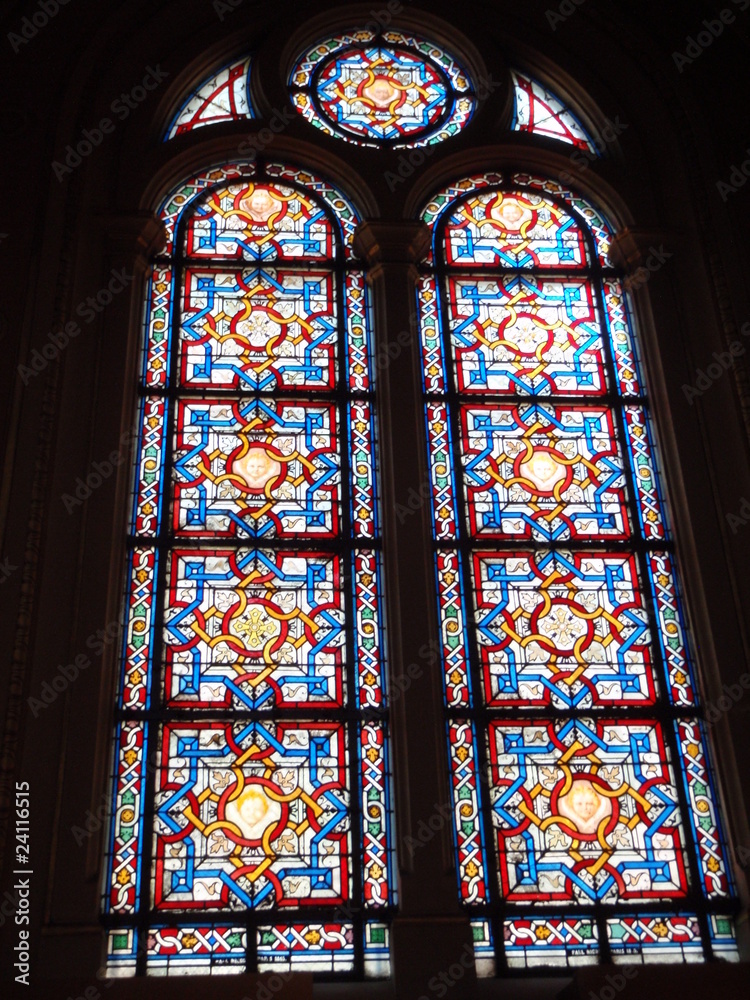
[418,173,740,969]
[511,70,595,152]
[103,162,394,977]
[165,57,254,139]
[290,30,475,147]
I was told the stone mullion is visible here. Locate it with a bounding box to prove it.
[354,221,476,1000]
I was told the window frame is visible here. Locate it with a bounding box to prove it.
[6,6,749,995]
[417,175,740,968]
[102,162,397,979]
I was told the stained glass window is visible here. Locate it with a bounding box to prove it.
[165,57,253,139]
[418,172,740,969]
[290,30,475,147]
[511,71,595,152]
[104,162,394,977]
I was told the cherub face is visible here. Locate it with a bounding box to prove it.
[500,202,523,224]
[570,785,600,820]
[238,787,269,826]
[364,76,398,108]
[246,451,271,480]
[490,198,529,231]
[519,451,567,493]
[231,447,283,491]
[558,779,612,835]
[223,782,282,842]
[241,188,282,222]
[528,454,556,482]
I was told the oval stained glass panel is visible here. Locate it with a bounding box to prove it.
[290,30,475,147]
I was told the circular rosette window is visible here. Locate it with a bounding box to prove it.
[290,29,476,147]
